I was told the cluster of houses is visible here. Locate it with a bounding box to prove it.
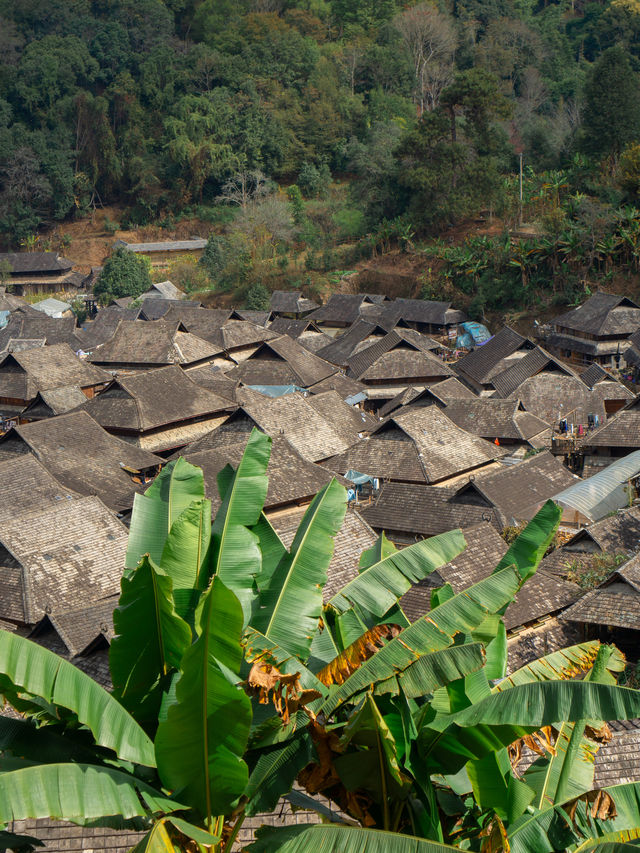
[3,263,640,848]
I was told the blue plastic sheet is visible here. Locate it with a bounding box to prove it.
[461,321,492,345]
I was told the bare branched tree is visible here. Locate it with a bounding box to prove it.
[394,3,457,114]
[216,170,272,209]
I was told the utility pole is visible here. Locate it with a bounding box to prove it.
[519,151,523,227]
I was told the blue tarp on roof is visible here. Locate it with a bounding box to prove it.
[0,311,9,330]
[246,384,306,397]
[344,469,376,485]
[461,321,492,345]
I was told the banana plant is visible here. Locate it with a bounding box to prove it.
[2,430,640,853]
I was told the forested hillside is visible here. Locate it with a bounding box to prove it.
[2,0,640,315]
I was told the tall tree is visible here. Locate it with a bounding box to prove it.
[581,46,640,161]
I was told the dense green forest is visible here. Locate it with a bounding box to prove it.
[2,0,640,313]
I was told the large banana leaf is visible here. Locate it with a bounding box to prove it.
[494,641,625,691]
[358,531,398,569]
[0,631,155,767]
[109,557,192,726]
[257,479,347,661]
[523,721,598,808]
[0,763,183,825]
[507,780,640,853]
[320,564,524,716]
[244,729,315,817]
[125,458,206,569]
[492,499,561,581]
[327,529,466,618]
[574,830,640,851]
[0,716,102,765]
[210,429,271,625]
[158,499,212,607]
[466,749,535,824]
[154,577,252,822]
[440,681,640,729]
[248,824,461,851]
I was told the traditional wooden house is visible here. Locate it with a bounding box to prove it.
[114,237,207,265]
[393,298,466,336]
[0,411,162,512]
[0,251,81,296]
[547,291,640,367]
[74,365,236,453]
[575,395,640,477]
[361,450,578,540]
[233,309,273,326]
[454,327,536,393]
[0,343,110,416]
[326,406,505,486]
[21,386,91,420]
[269,290,320,318]
[345,330,454,409]
[208,321,278,361]
[307,293,379,332]
[225,335,337,388]
[89,320,226,372]
[0,495,128,627]
[489,345,578,399]
[137,297,201,322]
[497,368,634,430]
[185,390,352,463]
[378,377,475,418]
[306,390,376,444]
[441,398,552,448]
[268,317,331,353]
[77,305,141,350]
[0,313,84,351]
[307,372,368,401]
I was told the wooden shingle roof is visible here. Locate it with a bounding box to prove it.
[21,386,89,418]
[490,346,577,398]
[553,291,640,336]
[455,326,529,385]
[76,365,235,432]
[442,398,551,444]
[90,320,222,368]
[0,343,110,401]
[361,482,506,538]
[347,330,453,380]
[270,290,319,314]
[226,335,337,388]
[561,552,640,630]
[458,450,580,522]
[578,396,640,449]
[0,495,127,625]
[378,377,474,419]
[398,522,579,630]
[308,372,367,399]
[501,371,634,426]
[0,251,73,274]
[47,596,117,657]
[0,455,80,522]
[394,297,465,326]
[0,412,162,512]
[327,406,505,485]
[307,293,374,324]
[306,390,376,444]
[0,314,83,350]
